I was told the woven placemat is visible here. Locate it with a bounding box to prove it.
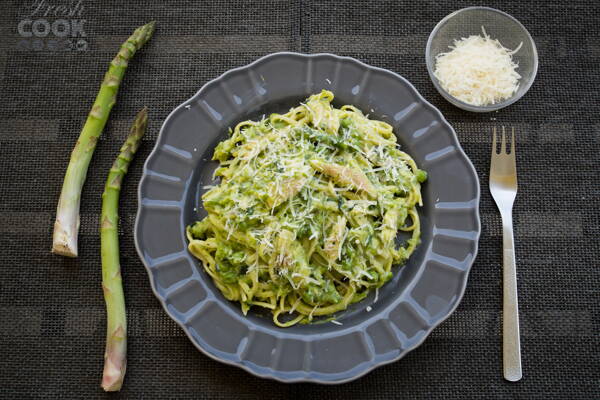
[0,0,597,398]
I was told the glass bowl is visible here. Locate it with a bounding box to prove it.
[426,7,538,112]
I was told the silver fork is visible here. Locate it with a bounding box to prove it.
[489,126,522,382]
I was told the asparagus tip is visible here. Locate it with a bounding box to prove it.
[140,21,156,38]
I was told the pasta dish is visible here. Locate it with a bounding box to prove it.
[186,90,427,327]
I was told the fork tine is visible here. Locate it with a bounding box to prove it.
[510,127,516,155]
[501,126,507,154]
[492,126,497,155]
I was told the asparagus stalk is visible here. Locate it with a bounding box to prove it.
[100,108,148,391]
[52,21,155,257]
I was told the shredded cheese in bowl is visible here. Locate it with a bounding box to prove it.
[433,27,522,106]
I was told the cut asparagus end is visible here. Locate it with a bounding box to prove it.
[101,325,127,391]
[101,364,126,392]
[52,188,82,257]
[52,220,78,257]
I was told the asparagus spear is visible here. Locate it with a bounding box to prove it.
[52,21,155,257]
[100,108,148,391]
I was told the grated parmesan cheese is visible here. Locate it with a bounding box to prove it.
[434,27,522,106]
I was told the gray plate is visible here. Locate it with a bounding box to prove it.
[134,52,481,384]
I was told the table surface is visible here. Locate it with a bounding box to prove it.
[0,0,598,398]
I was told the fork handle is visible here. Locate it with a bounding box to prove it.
[502,213,522,381]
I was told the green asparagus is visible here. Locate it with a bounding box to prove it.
[100,108,148,391]
[52,21,155,257]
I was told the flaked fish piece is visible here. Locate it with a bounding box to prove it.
[310,160,376,197]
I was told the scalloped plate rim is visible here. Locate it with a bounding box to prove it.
[134,52,481,384]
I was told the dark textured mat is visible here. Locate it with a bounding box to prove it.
[0,0,597,398]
